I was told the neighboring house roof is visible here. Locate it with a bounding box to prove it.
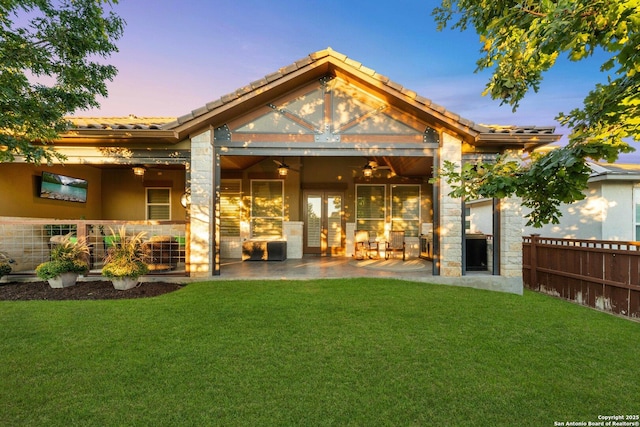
[589,162,640,182]
[63,115,177,145]
[64,48,561,149]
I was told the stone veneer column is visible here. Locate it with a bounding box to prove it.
[439,133,463,277]
[188,130,214,277]
[500,195,524,278]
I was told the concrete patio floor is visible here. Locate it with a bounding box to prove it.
[211,256,522,294]
[217,256,433,280]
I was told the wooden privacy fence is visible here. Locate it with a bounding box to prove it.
[523,235,640,319]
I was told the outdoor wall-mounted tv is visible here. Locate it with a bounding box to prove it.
[39,172,88,203]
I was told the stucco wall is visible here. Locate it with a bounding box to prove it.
[467,199,493,235]
[523,181,635,241]
[601,182,633,240]
[101,168,186,221]
[0,163,102,219]
[0,163,186,221]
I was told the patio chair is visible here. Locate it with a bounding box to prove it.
[385,230,406,261]
[367,231,380,259]
[354,230,369,260]
[354,230,380,260]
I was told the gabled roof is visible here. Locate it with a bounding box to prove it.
[163,48,560,149]
[64,48,561,149]
[164,48,485,134]
[589,162,640,182]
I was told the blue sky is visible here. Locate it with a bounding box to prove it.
[81,1,612,148]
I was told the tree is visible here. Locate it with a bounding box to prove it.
[432,0,640,227]
[0,0,124,164]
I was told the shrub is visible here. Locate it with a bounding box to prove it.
[36,259,89,279]
[102,226,149,279]
[101,257,148,278]
[35,234,90,280]
[0,261,11,277]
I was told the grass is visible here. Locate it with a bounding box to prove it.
[1,278,639,426]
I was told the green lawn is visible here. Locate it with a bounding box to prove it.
[1,279,638,426]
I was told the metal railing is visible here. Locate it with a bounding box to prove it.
[0,219,188,277]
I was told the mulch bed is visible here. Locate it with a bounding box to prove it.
[0,280,185,301]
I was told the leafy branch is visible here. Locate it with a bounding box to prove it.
[0,0,124,164]
[432,0,639,226]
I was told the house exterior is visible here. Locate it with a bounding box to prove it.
[0,48,561,279]
[522,162,640,241]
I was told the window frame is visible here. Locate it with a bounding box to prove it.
[250,179,284,238]
[390,184,421,237]
[355,184,387,236]
[146,187,171,220]
[220,179,243,237]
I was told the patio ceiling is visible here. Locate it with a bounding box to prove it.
[221,156,266,170]
[219,155,433,178]
[56,154,431,178]
[373,156,434,178]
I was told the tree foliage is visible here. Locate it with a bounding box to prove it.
[0,0,124,164]
[433,0,640,227]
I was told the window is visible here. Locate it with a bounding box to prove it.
[251,180,283,238]
[391,185,420,237]
[355,184,386,236]
[220,180,242,237]
[146,188,171,220]
[465,206,471,232]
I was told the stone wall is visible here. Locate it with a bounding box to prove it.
[500,196,524,278]
[189,130,214,276]
[439,133,463,276]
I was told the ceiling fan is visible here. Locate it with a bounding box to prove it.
[357,159,393,178]
[130,164,173,177]
[349,159,392,170]
[273,158,300,176]
[365,160,391,170]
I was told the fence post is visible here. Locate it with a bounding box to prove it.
[530,234,539,290]
[77,220,88,241]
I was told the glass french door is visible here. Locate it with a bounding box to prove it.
[303,191,345,256]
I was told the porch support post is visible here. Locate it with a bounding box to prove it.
[432,150,440,276]
[499,195,524,279]
[188,129,215,277]
[213,145,221,275]
[439,133,463,277]
[492,197,501,275]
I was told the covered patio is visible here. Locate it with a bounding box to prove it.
[0,49,561,289]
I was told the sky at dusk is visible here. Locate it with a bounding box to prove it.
[79,1,615,150]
